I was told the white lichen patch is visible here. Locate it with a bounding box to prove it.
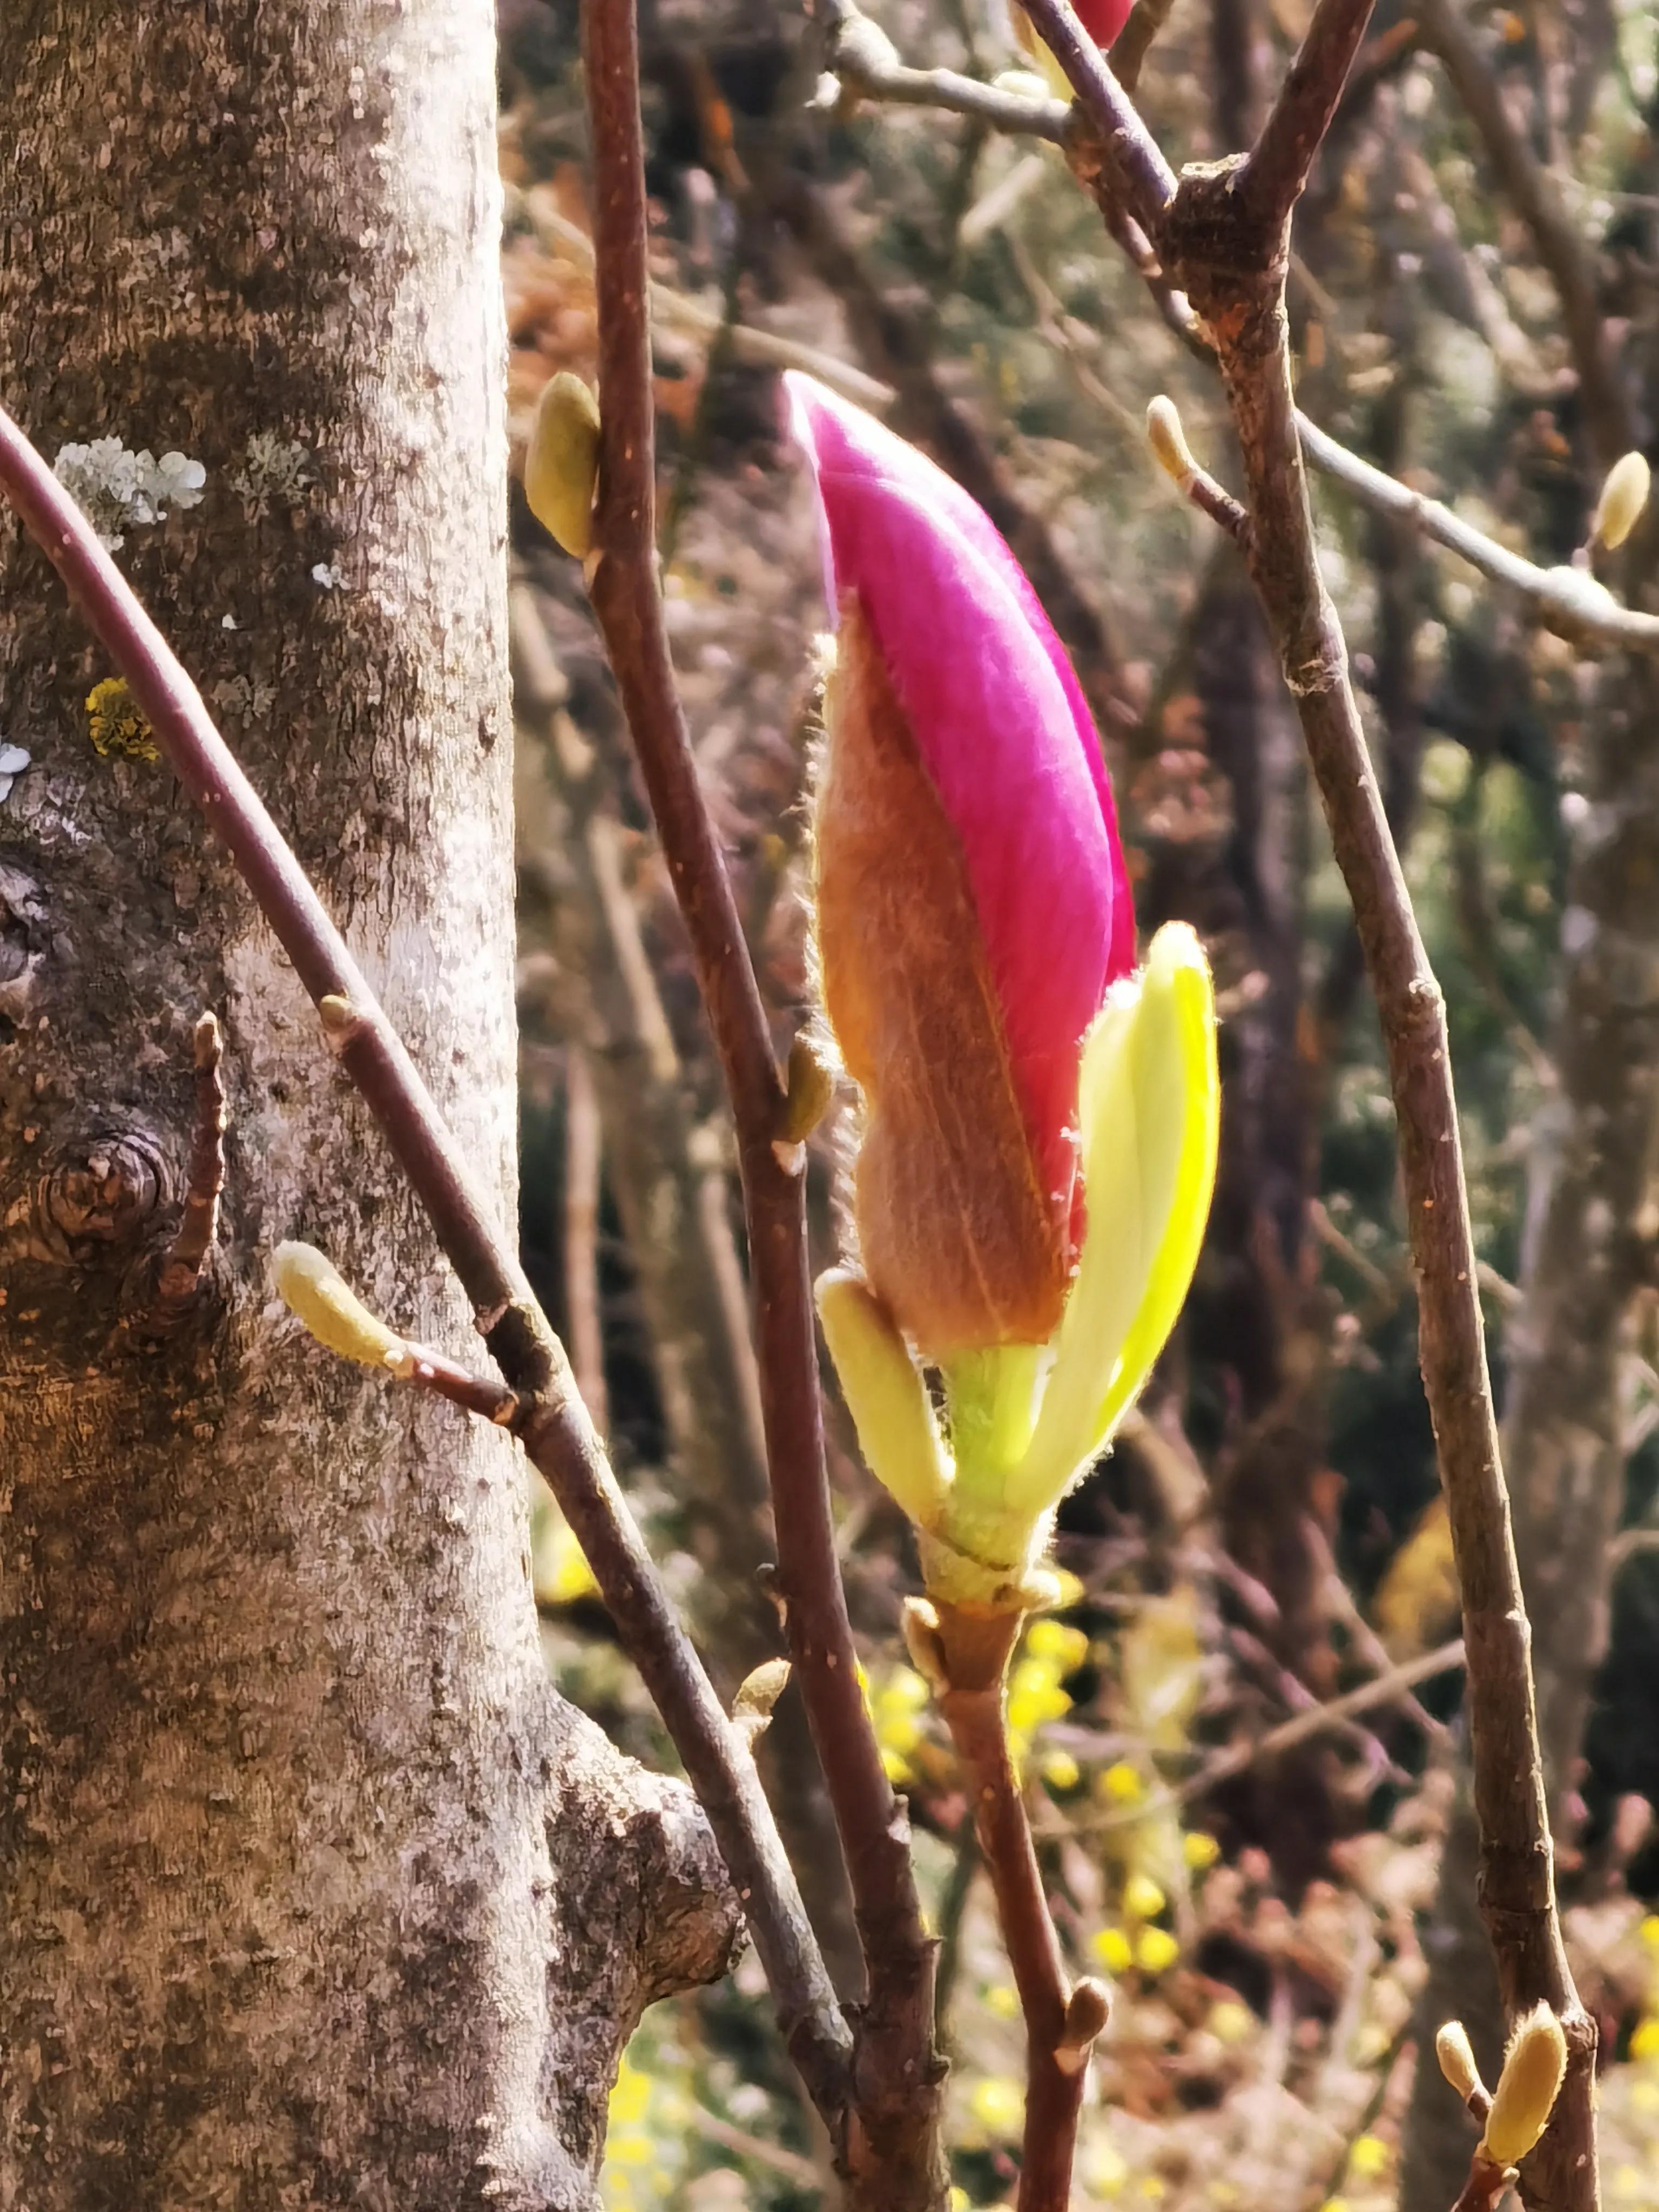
[230,431,315,519]
[0,744,30,804]
[210,676,278,726]
[52,438,206,549]
[311,561,344,590]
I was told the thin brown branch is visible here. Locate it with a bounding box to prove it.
[1242,0,1378,228]
[1018,0,1178,232]
[1298,415,1659,651]
[1078,1636,1467,1839]
[1413,0,1635,466]
[820,16,1656,654]
[1155,36,1598,2188]
[935,1606,1100,2212]
[1113,0,1181,93]
[143,1009,227,1331]
[399,1340,523,1424]
[819,0,1068,140]
[579,0,944,2196]
[0,400,852,2123]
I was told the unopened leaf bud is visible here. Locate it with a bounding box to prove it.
[1147,396,1198,493]
[783,1031,837,1141]
[525,372,602,557]
[1435,2019,1487,2107]
[273,1241,410,1372]
[1591,450,1650,550]
[1481,2004,1568,2167]
[731,1658,792,1749]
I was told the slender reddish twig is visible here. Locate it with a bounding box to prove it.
[143,1009,227,1331]
[0,398,852,2120]
[934,1607,1104,2212]
[1016,0,1176,231]
[1241,0,1376,228]
[1060,0,1593,2191]
[579,0,945,2193]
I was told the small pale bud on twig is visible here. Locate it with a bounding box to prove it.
[1055,1977,1112,2073]
[1591,450,1650,550]
[900,1596,949,1695]
[782,1031,837,1141]
[731,1658,792,1749]
[273,1241,411,1373]
[1480,2004,1568,2167]
[1435,2019,1488,2107]
[525,372,602,558]
[1147,395,1198,492]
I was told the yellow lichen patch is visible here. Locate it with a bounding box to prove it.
[85,676,159,761]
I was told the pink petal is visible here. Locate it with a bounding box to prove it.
[1077,0,1134,48]
[785,371,1134,1220]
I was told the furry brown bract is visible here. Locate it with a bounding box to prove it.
[815,603,1070,1357]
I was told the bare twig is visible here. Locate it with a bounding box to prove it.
[579,0,945,2196]
[822,15,1658,654]
[523,195,898,412]
[1113,0,1181,93]
[1298,415,1659,651]
[935,1607,1104,2212]
[0,400,852,2121]
[1017,0,1178,231]
[143,1010,227,1331]
[1080,1636,1467,1837]
[1413,0,1635,465]
[1243,0,1378,230]
[1141,2,1598,2191]
[819,0,1069,140]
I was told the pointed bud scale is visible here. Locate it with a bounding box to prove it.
[525,372,601,557]
[1481,2005,1568,2167]
[786,372,1132,1358]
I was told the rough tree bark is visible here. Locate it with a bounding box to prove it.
[0,9,733,2209]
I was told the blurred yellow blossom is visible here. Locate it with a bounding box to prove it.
[1084,2142,1129,2198]
[1209,2000,1255,2044]
[1136,1927,1180,1976]
[1183,1830,1220,1871]
[1123,1872,1167,1921]
[1092,1926,1134,1974]
[1042,1749,1082,1791]
[970,2075,1025,2139]
[986,1982,1021,2020]
[1101,1761,1145,1804]
[863,1662,932,1784]
[1630,2016,1659,2062]
[1026,1617,1091,1671]
[533,1509,600,1606]
[1348,2135,1390,2181]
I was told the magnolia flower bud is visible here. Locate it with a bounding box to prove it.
[1591,450,1651,551]
[525,372,602,557]
[1481,2005,1568,2167]
[788,370,1134,1361]
[788,375,1219,1607]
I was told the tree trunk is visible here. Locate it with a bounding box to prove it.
[0,8,733,2208]
[1398,651,1659,2212]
